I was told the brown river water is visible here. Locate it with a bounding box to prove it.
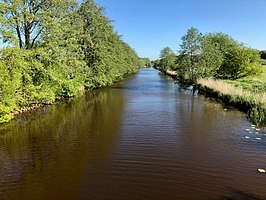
[0,68,266,200]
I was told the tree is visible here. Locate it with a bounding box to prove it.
[199,34,223,77]
[178,27,202,82]
[159,47,176,71]
[160,47,173,59]
[217,46,261,79]
[0,0,79,49]
[207,33,262,79]
[0,0,141,123]
[79,0,140,88]
[139,57,151,67]
[177,30,262,81]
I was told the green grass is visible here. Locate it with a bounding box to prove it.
[197,65,266,125]
[226,65,266,93]
[259,59,266,66]
[261,64,266,78]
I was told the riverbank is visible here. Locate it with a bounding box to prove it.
[6,96,67,122]
[153,67,177,78]
[0,70,140,124]
[154,66,266,125]
[197,78,266,125]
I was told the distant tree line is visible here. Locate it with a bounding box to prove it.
[0,0,148,123]
[154,27,262,83]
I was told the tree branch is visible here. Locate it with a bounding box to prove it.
[16,24,23,48]
[11,10,23,48]
[30,28,42,48]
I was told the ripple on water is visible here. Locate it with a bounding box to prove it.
[0,69,266,200]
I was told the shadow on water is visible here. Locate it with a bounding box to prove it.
[213,190,266,200]
[0,88,125,200]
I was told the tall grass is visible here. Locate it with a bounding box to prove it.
[197,78,266,105]
[197,78,266,125]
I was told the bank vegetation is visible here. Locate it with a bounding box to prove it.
[153,27,266,125]
[0,0,150,123]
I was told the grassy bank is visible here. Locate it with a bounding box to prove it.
[197,77,266,125]
[154,64,266,125]
[153,66,177,78]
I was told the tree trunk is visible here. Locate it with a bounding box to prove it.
[25,27,31,49]
[23,1,31,49]
[190,54,194,82]
[16,25,23,48]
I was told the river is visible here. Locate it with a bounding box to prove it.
[0,68,266,200]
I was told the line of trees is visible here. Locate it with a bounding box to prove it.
[154,27,262,83]
[0,0,146,123]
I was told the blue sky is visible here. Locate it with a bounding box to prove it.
[94,0,266,60]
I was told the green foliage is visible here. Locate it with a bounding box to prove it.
[212,34,262,79]
[160,47,173,59]
[199,34,223,77]
[79,0,140,88]
[259,59,266,65]
[139,57,151,67]
[227,79,266,93]
[157,47,177,71]
[224,62,266,125]
[248,106,266,125]
[154,28,266,125]
[0,0,141,123]
[174,29,263,83]
[260,50,266,60]
[0,48,57,110]
[177,27,203,82]
[0,114,13,123]
[0,0,79,49]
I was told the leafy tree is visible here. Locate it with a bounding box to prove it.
[41,1,86,96]
[207,33,262,79]
[178,27,202,82]
[79,0,140,88]
[139,57,151,67]
[160,47,173,59]
[0,0,43,48]
[0,0,78,49]
[159,47,176,71]
[199,34,223,77]
[217,46,261,79]
[176,30,262,81]
[0,0,141,123]
[152,59,161,69]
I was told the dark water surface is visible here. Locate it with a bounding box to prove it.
[1,68,266,200]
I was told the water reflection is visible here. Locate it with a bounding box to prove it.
[0,89,124,200]
[215,190,266,200]
[0,68,266,200]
